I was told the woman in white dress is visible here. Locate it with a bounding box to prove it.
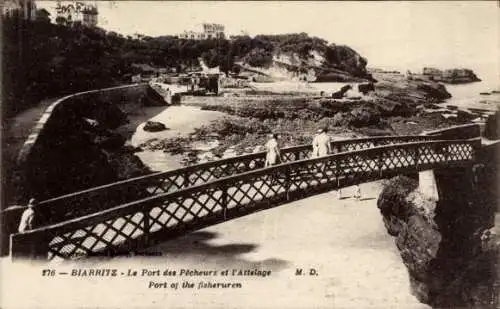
[265,133,282,167]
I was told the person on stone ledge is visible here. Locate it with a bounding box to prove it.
[18,198,37,233]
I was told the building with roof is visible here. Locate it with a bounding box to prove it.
[55,1,98,27]
[1,0,37,20]
[178,23,225,40]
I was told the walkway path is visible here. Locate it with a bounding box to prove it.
[2,98,59,206]
[3,98,58,165]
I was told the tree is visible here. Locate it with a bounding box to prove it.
[55,16,67,25]
[35,9,51,23]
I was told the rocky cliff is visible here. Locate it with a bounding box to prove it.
[233,33,373,82]
[377,141,499,308]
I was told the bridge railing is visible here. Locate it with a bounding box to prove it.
[4,135,444,228]
[10,138,480,261]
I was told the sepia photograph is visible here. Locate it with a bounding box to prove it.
[0,1,499,308]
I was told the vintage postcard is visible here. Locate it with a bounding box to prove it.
[1,1,499,308]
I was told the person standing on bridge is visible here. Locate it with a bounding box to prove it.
[18,198,37,232]
[265,133,282,167]
[314,128,347,199]
[313,128,340,197]
[314,128,332,157]
[265,133,282,186]
[311,130,320,158]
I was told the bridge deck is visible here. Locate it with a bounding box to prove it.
[1,135,448,229]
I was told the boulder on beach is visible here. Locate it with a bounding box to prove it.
[332,85,352,99]
[143,121,168,132]
[416,82,452,100]
[358,82,375,95]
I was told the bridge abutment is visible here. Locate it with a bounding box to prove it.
[418,170,439,201]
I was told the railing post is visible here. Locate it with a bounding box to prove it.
[285,165,291,201]
[415,146,420,169]
[335,156,340,189]
[222,184,228,220]
[378,151,383,177]
[183,171,190,188]
[143,206,150,245]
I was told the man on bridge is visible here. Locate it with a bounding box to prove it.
[313,128,361,200]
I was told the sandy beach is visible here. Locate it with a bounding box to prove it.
[130,105,227,171]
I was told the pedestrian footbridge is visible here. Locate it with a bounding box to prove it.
[5,125,483,261]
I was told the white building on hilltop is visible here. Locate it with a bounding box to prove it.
[55,0,98,27]
[178,23,225,40]
[1,0,37,20]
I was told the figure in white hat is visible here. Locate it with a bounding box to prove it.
[313,127,332,158]
[18,198,37,232]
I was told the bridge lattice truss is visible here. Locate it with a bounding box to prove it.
[10,136,480,261]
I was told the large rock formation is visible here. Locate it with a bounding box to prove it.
[377,146,499,309]
[422,67,481,84]
[371,72,452,117]
[236,34,374,82]
[321,44,370,79]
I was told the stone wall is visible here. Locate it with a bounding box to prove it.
[16,83,165,200]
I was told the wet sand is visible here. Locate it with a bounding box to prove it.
[130,105,227,171]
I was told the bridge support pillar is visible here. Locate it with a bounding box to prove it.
[418,170,439,201]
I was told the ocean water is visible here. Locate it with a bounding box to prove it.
[444,71,500,112]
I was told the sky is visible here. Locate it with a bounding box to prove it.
[38,1,499,76]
